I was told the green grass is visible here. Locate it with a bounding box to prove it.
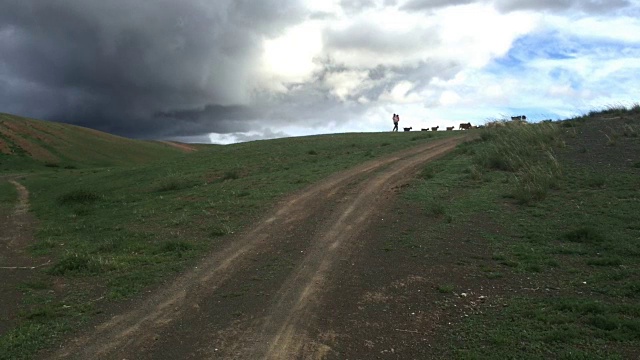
[0,180,17,210]
[437,284,454,293]
[57,189,102,205]
[474,121,563,204]
[0,130,457,359]
[587,103,640,118]
[395,107,640,358]
[0,154,46,173]
[2,106,639,358]
[563,227,606,244]
[0,113,185,172]
[151,176,199,192]
[453,297,639,359]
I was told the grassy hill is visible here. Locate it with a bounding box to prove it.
[0,125,456,359]
[0,107,639,359]
[0,113,193,171]
[333,105,640,359]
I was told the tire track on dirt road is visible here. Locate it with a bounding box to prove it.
[234,138,463,360]
[51,136,466,360]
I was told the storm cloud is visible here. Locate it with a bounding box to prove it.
[1,0,639,142]
[0,0,307,138]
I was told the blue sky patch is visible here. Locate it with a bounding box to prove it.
[490,30,637,71]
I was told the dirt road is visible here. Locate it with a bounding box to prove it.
[52,136,465,359]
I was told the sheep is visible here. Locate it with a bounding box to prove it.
[403,127,412,132]
[446,126,455,131]
[421,128,429,131]
[431,126,439,131]
[459,122,472,130]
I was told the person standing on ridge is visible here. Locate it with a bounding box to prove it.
[392,113,399,132]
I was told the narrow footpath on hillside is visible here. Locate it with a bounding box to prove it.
[0,177,50,335]
[51,136,465,360]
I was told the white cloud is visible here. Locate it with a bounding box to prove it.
[357,96,370,104]
[439,90,461,106]
[432,4,540,67]
[208,128,290,144]
[324,70,371,100]
[258,21,324,89]
[379,81,422,103]
[545,15,640,43]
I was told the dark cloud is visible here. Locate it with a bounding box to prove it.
[0,0,307,138]
[154,75,373,137]
[323,20,439,54]
[493,0,634,14]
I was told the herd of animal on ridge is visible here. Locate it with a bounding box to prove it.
[399,115,527,132]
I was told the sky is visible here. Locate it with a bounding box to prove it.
[1,0,639,144]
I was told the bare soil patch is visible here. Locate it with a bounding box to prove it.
[0,121,59,163]
[0,137,10,154]
[309,201,547,359]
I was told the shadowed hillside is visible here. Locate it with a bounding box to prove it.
[0,113,196,171]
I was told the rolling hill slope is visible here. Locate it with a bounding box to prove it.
[0,113,195,170]
[0,106,638,359]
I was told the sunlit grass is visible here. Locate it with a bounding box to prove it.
[474,121,563,204]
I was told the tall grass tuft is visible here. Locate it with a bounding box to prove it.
[156,241,194,257]
[222,171,240,181]
[47,253,112,275]
[588,103,640,118]
[474,122,562,204]
[57,189,101,204]
[153,176,197,191]
[563,227,605,244]
[588,104,629,117]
